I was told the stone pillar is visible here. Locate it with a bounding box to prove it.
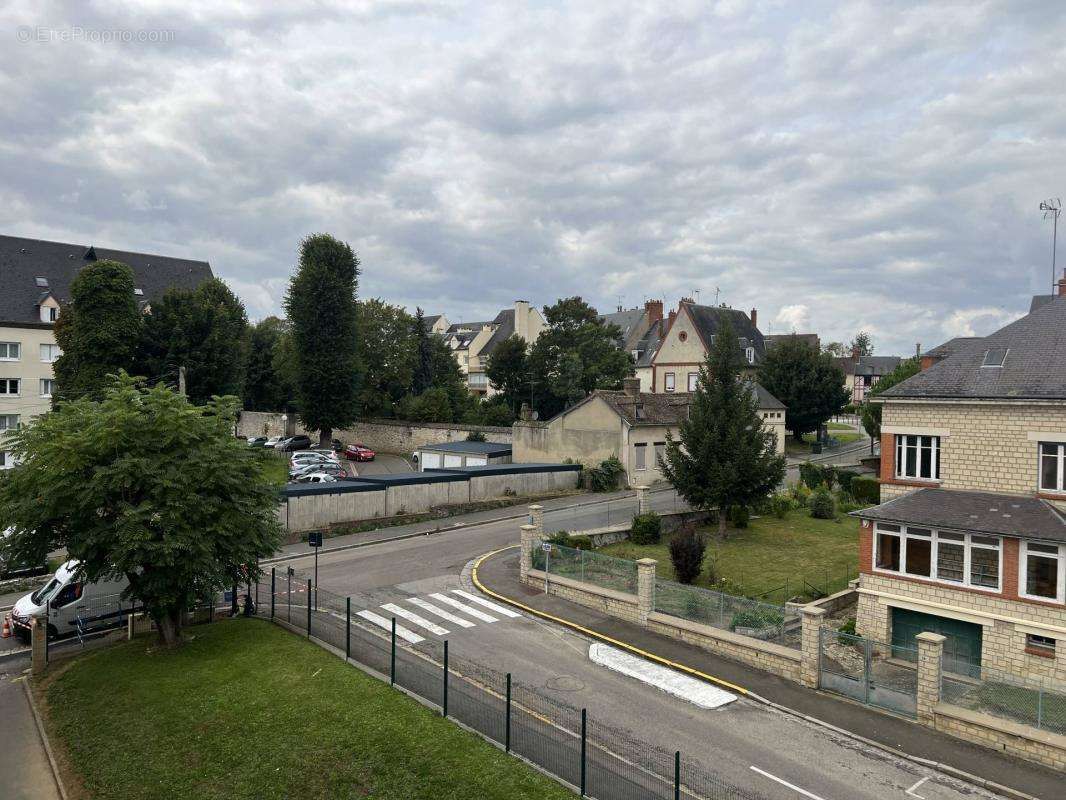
[800,606,826,688]
[528,504,544,536]
[31,617,47,675]
[916,631,946,726]
[634,486,650,516]
[636,558,657,626]
[519,524,541,585]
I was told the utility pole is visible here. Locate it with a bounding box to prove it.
[1041,199,1061,294]
[178,365,187,396]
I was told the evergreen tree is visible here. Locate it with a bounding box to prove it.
[485,335,528,415]
[283,234,361,446]
[244,317,292,411]
[660,316,786,538]
[757,335,849,440]
[412,307,435,395]
[53,259,142,402]
[860,356,921,440]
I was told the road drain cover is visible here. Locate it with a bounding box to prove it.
[546,675,584,692]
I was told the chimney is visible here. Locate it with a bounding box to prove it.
[1058,269,1066,298]
[514,299,530,342]
[920,355,936,371]
[667,309,677,328]
[749,308,758,328]
[679,296,695,305]
[851,344,861,359]
[645,299,663,326]
[622,377,641,397]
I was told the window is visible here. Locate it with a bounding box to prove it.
[895,434,940,481]
[634,403,645,420]
[40,378,56,398]
[654,441,665,466]
[745,347,755,364]
[0,342,20,360]
[678,331,688,342]
[687,372,698,392]
[634,442,647,470]
[0,415,19,430]
[1021,541,1065,603]
[35,276,48,288]
[1025,634,1056,658]
[0,379,20,396]
[51,582,84,608]
[1039,443,1065,493]
[0,452,11,470]
[40,305,59,323]
[40,343,61,362]
[664,372,675,392]
[874,523,1000,591]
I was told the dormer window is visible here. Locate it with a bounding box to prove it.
[35,276,48,288]
[134,288,144,296]
[40,305,59,323]
[635,403,645,420]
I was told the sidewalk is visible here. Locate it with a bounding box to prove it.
[0,664,61,800]
[475,549,1062,800]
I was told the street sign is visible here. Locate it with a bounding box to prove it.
[542,542,552,552]
[308,532,323,548]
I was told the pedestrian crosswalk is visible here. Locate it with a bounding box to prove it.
[352,589,522,643]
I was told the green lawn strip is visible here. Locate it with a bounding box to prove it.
[259,452,290,486]
[826,422,852,430]
[43,619,574,800]
[598,510,860,601]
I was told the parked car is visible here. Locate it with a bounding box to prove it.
[246,436,268,448]
[6,560,131,643]
[289,451,338,467]
[330,438,344,452]
[293,472,338,484]
[289,462,346,479]
[264,436,284,449]
[277,435,313,452]
[344,443,376,462]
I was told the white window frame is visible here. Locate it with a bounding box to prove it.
[0,414,19,431]
[39,378,56,398]
[0,451,14,470]
[745,347,755,364]
[1019,540,1066,604]
[873,522,1002,593]
[1038,442,1066,494]
[0,342,20,361]
[0,379,21,397]
[634,442,647,471]
[894,434,941,481]
[664,372,675,393]
[40,343,61,363]
[687,372,698,392]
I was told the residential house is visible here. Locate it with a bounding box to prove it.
[765,333,821,352]
[0,235,212,467]
[443,300,545,396]
[649,300,764,393]
[424,314,450,335]
[599,299,666,392]
[513,376,786,487]
[833,350,903,405]
[854,280,1066,683]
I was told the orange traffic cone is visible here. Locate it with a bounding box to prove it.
[1,617,11,639]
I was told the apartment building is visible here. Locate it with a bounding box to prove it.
[442,300,545,396]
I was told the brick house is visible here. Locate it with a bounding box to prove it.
[854,281,1066,682]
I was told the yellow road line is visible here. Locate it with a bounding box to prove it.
[471,546,749,697]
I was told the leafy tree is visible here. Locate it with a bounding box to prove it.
[137,277,249,404]
[860,356,921,440]
[527,297,632,418]
[757,335,849,440]
[486,335,528,415]
[53,259,142,402]
[244,316,292,411]
[660,316,786,538]
[356,299,416,417]
[849,331,873,357]
[0,373,281,648]
[412,308,435,396]
[822,341,846,358]
[271,327,300,411]
[284,234,361,446]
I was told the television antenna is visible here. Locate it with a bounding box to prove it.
[713,286,720,305]
[1041,199,1061,293]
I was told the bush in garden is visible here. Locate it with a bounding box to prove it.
[789,482,812,507]
[669,524,706,584]
[587,456,625,492]
[568,535,593,551]
[799,462,836,490]
[727,504,750,528]
[630,512,662,545]
[810,485,835,519]
[835,469,858,494]
[850,476,880,505]
[768,492,792,519]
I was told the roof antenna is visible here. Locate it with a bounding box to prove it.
[713,287,720,305]
[1041,198,1061,293]
[694,289,700,305]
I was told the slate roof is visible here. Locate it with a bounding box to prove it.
[853,488,1066,543]
[633,320,664,367]
[583,380,784,426]
[0,235,212,325]
[765,333,820,351]
[480,308,515,356]
[684,304,765,361]
[922,337,983,360]
[833,355,903,377]
[882,296,1066,400]
[1029,294,1054,313]
[599,307,646,343]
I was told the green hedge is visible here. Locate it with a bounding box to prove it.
[850,476,880,505]
[630,512,662,545]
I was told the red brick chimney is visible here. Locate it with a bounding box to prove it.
[851,343,861,359]
[645,299,663,326]
[667,309,677,328]
[749,308,757,328]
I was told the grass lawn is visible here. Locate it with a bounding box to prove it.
[259,451,290,486]
[826,422,852,430]
[598,509,860,603]
[41,620,574,800]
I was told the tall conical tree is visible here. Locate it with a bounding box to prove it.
[411,307,434,395]
[660,316,786,539]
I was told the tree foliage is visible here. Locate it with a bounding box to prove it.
[283,234,361,445]
[0,374,281,648]
[660,316,786,538]
[849,331,873,357]
[356,299,417,417]
[669,525,706,584]
[485,335,528,414]
[757,335,849,438]
[244,316,294,411]
[412,308,435,396]
[860,356,921,439]
[137,277,250,404]
[52,259,142,402]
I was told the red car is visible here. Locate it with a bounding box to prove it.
[344,443,376,462]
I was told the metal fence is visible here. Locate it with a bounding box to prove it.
[532,544,640,594]
[653,579,800,649]
[941,666,1066,736]
[253,566,768,800]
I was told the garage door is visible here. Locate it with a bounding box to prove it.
[443,454,463,468]
[465,456,487,466]
[420,452,441,471]
[891,607,982,677]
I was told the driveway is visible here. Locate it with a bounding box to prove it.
[350,453,414,477]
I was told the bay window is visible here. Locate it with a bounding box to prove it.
[1020,541,1065,603]
[874,522,1000,591]
[895,434,940,481]
[1039,443,1065,493]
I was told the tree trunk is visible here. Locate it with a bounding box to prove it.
[156,607,183,648]
[319,427,333,448]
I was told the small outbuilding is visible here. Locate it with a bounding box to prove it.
[416,440,513,471]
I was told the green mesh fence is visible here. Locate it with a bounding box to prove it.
[532,544,639,594]
[942,667,1066,736]
[653,579,800,649]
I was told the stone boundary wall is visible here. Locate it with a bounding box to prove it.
[237,410,512,453]
[934,704,1066,772]
[571,508,714,548]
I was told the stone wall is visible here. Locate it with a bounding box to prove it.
[238,411,511,453]
[933,705,1066,773]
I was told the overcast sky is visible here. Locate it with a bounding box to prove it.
[3,1,1065,355]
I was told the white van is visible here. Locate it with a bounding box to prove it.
[8,560,131,643]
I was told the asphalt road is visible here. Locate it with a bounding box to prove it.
[274,495,1013,800]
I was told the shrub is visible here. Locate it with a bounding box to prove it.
[850,476,880,505]
[789,482,812,508]
[630,512,662,545]
[835,469,859,494]
[727,504,750,528]
[466,430,487,442]
[587,456,625,492]
[546,531,571,546]
[837,616,857,645]
[799,462,836,490]
[568,535,593,551]
[768,492,792,519]
[668,525,706,584]
[810,485,835,519]
[731,607,784,631]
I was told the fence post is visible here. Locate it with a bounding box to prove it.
[505,673,512,752]
[306,578,311,638]
[915,632,945,727]
[674,751,680,800]
[519,524,540,585]
[800,605,826,688]
[345,597,351,660]
[443,640,449,717]
[390,617,396,686]
[636,558,657,626]
[634,485,650,516]
[270,568,276,620]
[580,708,587,797]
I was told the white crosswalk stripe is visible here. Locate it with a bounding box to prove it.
[356,609,424,643]
[381,603,450,636]
[407,597,476,628]
[429,592,498,623]
[451,589,522,618]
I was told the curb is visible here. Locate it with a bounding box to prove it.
[469,547,1042,800]
[22,678,69,800]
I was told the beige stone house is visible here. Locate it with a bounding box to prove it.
[513,376,786,487]
[424,314,451,335]
[0,235,212,468]
[855,282,1066,682]
[442,300,545,397]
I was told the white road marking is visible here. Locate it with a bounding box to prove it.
[429,593,498,623]
[905,776,929,798]
[749,766,826,800]
[589,643,736,709]
[355,610,424,643]
[407,597,476,628]
[451,589,522,618]
[381,603,450,636]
